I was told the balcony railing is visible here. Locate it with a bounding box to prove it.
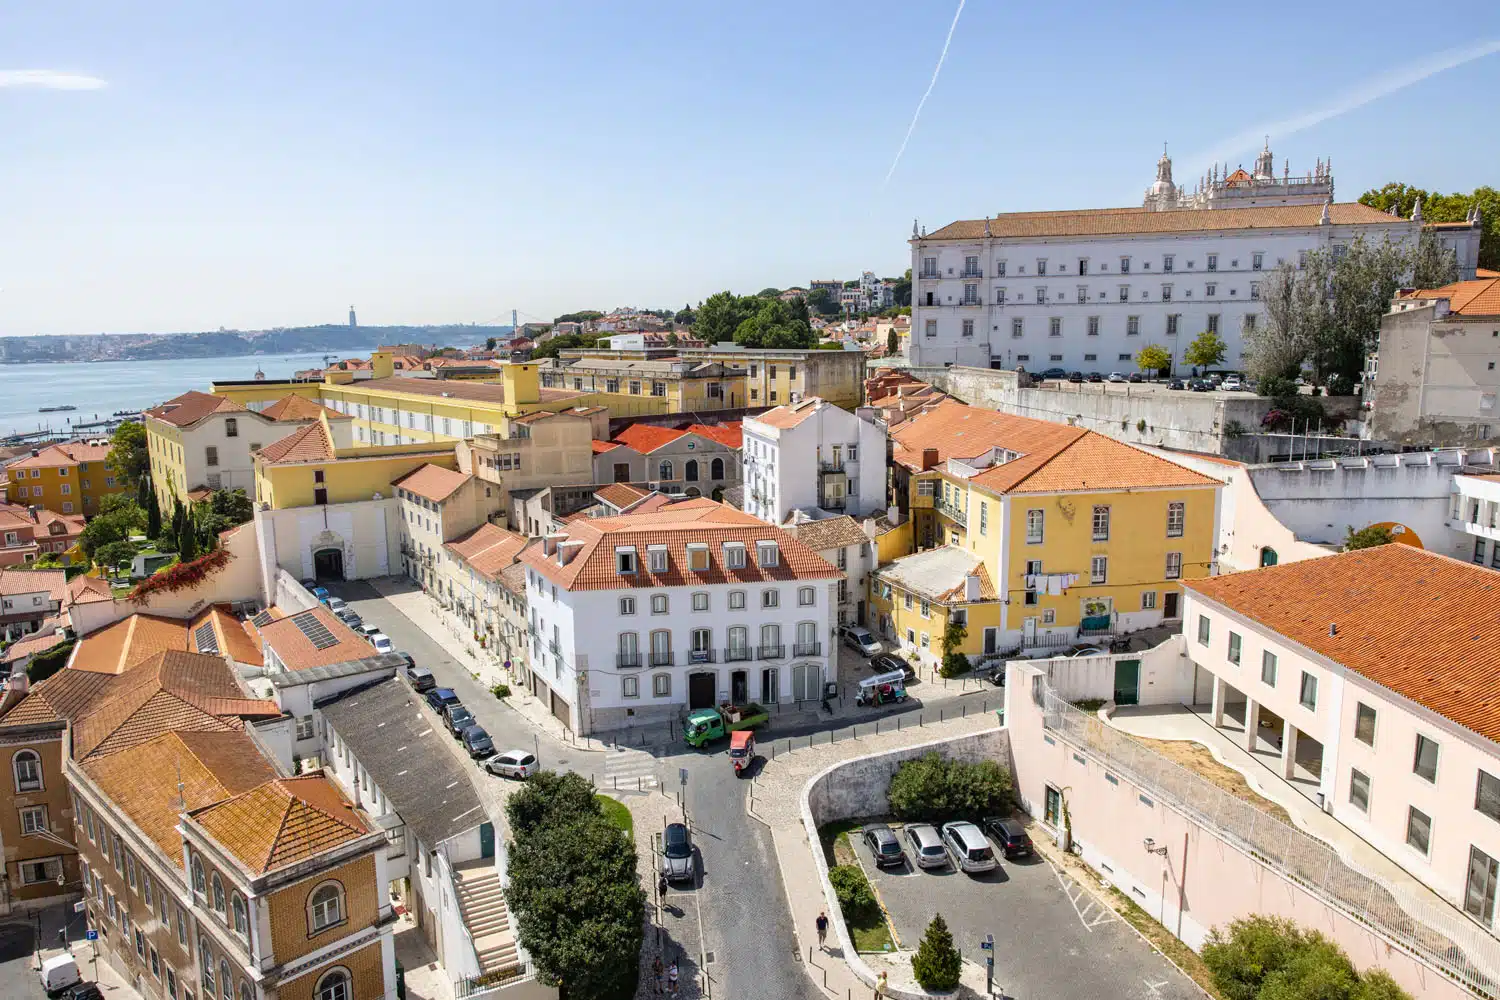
[818,459,845,473]
[959,269,983,279]
[650,651,675,667]
[616,653,642,669]
[689,648,716,664]
[919,270,940,280]
[757,644,785,659]
[792,641,821,657]
[724,646,752,662]
[820,498,847,511]
[934,498,967,527]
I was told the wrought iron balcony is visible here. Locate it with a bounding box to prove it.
[818,459,845,473]
[616,653,642,669]
[792,641,821,657]
[934,498,968,527]
[650,651,675,667]
[757,644,785,660]
[689,648,716,664]
[724,646,752,662]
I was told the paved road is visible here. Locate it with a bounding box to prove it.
[0,904,106,1000]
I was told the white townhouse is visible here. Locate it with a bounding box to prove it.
[909,144,1481,373]
[742,397,887,525]
[1182,544,1500,925]
[517,497,842,733]
[393,463,503,592]
[1450,471,1500,571]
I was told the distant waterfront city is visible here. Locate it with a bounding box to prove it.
[0,351,372,439]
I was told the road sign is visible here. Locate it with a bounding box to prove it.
[980,935,994,951]
[679,768,689,787]
[73,901,86,913]
[85,930,98,941]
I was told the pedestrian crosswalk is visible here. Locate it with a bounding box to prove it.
[605,747,660,791]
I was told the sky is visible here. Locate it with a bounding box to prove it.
[2,2,1498,337]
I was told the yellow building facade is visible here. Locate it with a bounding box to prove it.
[252,416,460,510]
[4,442,124,516]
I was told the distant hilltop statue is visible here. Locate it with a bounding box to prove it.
[349,305,357,328]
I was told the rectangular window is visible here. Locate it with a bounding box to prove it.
[961,318,974,338]
[1025,509,1044,544]
[924,319,937,338]
[648,547,668,573]
[619,597,636,615]
[616,548,637,574]
[1207,313,1220,334]
[1250,282,1260,300]
[1252,252,1264,270]
[205,446,218,467]
[1161,283,1172,301]
[1036,286,1047,304]
[1166,502,1185,537]
[1011,317,1024,338]
[1406,806,1432,856]
[1196,615,1210,645]
[1037,259,1047,275]
[978,503,988,535]
[1467,847,1500,925]
[20,805,47,835]
[762,589,779,608]
[653,674,671,697]
[692,592,709,612]
[1261,650,1277,687]
[622,676,639,699]
[1349,769,1371,813]
[1413,734,1440,783]
[1126,315,1140,336]
[1299,671,1318,711]
[1354,703,1376,746]
[1165,552,1182,579]
[1120,257,1130,274]
[1477,771,1500,823]
[729,591,745,610]
[1087,315,1099,336]
[1205,283,1217,298]
[1140,591,1156,610]
[1227,631,1241,664]
[1091,505,1109,540]
[1090,555,1107,584]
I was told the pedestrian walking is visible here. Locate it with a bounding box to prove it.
[815,910,829,949]
[658,873,669,905]
[652,956,664,995]
[667,959,679,994]
[875,969,888,998]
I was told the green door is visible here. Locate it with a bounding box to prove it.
[1113,659,1141,706]
[480,822,495,859]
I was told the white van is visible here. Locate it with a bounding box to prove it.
[40,953,81,995]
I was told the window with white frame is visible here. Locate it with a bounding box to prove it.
[1140,591,1156,610]
[1091,505,1109,540]
[309,882,345,933]
[1025,509,1044,544]
[724,543,746,569]
[1165,552,1182,579]
[1090,556,1107,584]
[653,674,671,698]
[762,589,779,609]
[651,595,668,614]
[1262,650,1278,687]
[798,587,814,606]
[648,546,669,572]
[622,676,640,699]
[12,750,42,792]
[729,590,746,610]
[1299,671,1318,710]
[1166,502,1185,537]
[619,596,636,615]
[692,592,709,612]
[20,805,47,835]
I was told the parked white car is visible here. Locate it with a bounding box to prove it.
[486,749,537,779]
[839,625,882,656]
[1222,376,1244,391]
[1107,372,1127,383]
[370,633,394,653]
[326,596,348,613]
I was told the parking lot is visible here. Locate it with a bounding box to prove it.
[848,822,1200,1000]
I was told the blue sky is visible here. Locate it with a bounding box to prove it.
[2,2,1497,336]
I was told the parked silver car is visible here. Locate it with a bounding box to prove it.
[904,823,949,870]
[486,749,537,779]
[941,821,998,874]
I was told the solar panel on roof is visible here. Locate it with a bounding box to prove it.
[291,611,340,650]
[250,610,274,627]
[193,620,220,654]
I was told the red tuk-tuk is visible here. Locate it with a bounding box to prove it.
[729,730,755,776]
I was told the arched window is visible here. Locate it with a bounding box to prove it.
[12,750,41,792]
[238,982,254,1000]
[191,856,206,896]
[685,460,699,482]
[220,960,232,999]
[231,893,249,936]
[200,943,216,994]
[711,457,725,480]
[211,873,226,913]
[315,968,351,1000]
[1260,547,1278,567]
[309,882,345,933]
[658,460,673,481]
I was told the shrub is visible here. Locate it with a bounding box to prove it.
[27,640,76,684]
[1342,524,1393,551]
[126,547,232,605]
[1136,418,1147,433]
[911,913,962,991]
[1326,373,1355,396]
[1202,915,1411,1000]
[939,652,970,679]
[1258,375,1297,399]
[829,864,877,919]
[888,752,1012,823]
[491,683,511,699]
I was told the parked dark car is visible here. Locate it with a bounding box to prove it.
[1167,379,1186,390]
[869,653,915,682]
[1086,372,1103,382]
[1127,372,1144,383]
[862,823,907,867]
[462,726,495,758]
[64,985,105,1000]
[1040,367,1069,380]
[984,816,1034,859]
[986,663,1007,686]
[425,687,460,713]
[406,666,436,692]
[444,704,476,737]
[1066,371,1085,382]
[1191,379,1213,392]
[663,822,696,882]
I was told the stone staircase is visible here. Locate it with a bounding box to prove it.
[452,859,519,975]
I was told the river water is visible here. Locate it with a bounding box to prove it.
[0,351,376,439]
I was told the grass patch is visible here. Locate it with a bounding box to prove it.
[1133,736,1292,824]
[1107,887,1224,999]
[595,794,633,837]
[817,819,866,867]
[848,909,896,953]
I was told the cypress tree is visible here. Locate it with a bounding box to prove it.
[911,913,962,991]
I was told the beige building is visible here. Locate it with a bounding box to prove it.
[442,524,531,679]
[592,422,742,496]
[465,410,599,533]
[1368,276,1500,447]
[393,464,502,589]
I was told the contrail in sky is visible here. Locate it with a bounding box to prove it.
[883,0,966,187]
[1182,40,1500,179]
[0,70,108,90]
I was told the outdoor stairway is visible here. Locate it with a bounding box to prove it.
[452,859,519,975]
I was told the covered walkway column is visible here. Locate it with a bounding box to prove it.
[1243,699,1260,753]
[1210,675,1226,729]
[1282,720,1300,780]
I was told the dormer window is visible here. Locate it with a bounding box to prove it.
[615,547,637,574]
[724,542,746,569]
[648,546,669,573]
[687,543,709,572]
[756,541,780,568]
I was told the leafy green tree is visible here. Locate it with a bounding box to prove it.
[1343,524,1393,551]
[79,498,145,561]
[911,914,962,991]
[940,618,969,678]
[177,506,200,561]
[1410,228,1459,288]
[1202,915,1409,1000]
[507,771,604,839]
[1319,236,1408,382]
[828,865,876,919]
[886,327,899,355]
[733,297,814,349]
[1136,344,1172,375]
[27,640,76,684]
[805,287,840,317]
[1184,330,1228,370]
[529,332,599,361]
[145,482,162,539]
[95,539,139,576]
[552,310,603,324]
[485,337,497,350]
[694,291,755,344]
[106,421,149,489]
[887,752,1012,822]
[756,287,781,298]
[1360,182,1499,271]
[893,268,912,307]
[674,304,696,326]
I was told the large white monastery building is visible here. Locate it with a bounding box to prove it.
[908,143,1483,372]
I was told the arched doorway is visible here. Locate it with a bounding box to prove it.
[313,547,345,581]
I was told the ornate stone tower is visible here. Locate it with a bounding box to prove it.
[1143,145,1179,211]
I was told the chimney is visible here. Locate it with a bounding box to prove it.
[558,540,585,566]
[921,448,940,471]
[887,504,902,525]
[1329,623,1338,637]
[965,574,981,602]
[0,671,30,717]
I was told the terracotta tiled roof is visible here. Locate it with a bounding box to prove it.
[446,523,528,578]
[925,202,1402,241]
[255,420,334,465]
[0,668,116,727]
[520,497,839,592]
[72,613,189,674]
[392,463,472,503]
[750,398,823,429]
[259,395,352,422]
[0,568,67,601]
[83,730,275,865]
[0,624,68,665]
[594,483,651,509]
[592,440,621,455]
[191,776,368,875]
[610,424,688,454]
[9,442,112,469]
[498,561,527,596]
[345,375,585,406]
[1478,268,1500,279]
[189,605,265,667]
[258,607,374,671]
[145,390,246,427]
[686,422,743,448]
[991,430,1220,495]
[788,515,868,553]
[1186,546,1500,742]
[1398,276,1500,317]
[66,574,111,605]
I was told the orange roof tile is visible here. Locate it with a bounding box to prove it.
[82,730,275,865]
[610,423,688,454]
[72,613,190,674]
[260,395,352,422]
[594,483,651,509]
[592,440,621,454]
[520,497,839,592]
[145,390,246,427]
[1186,546,1500,742]
[189,605,265,667]
[392,463,473,503]
[926,202,1402,241]
[446,523,528,577]
[686,422,743,448]
[9,442,112,469]
[258,607,374,671]
[1398,276,1500,317]
[191,776,368,875]
[0,625,68,665]
[255,420,335,464]
[750,398,823,429]
[0,568,67,601]
[0,668,116,727]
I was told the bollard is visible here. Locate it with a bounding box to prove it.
[963,703,967,719]
[941,708,945,722]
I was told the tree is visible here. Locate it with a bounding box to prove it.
[106,421,149,489]
[79,498,145,561]
[1248,262,1320,383]
[552,310,604,324]
[144,482,162,540]
[1202,915,1411,1000]
[665,331,679,347]
[1136,344,1172,375]
[1410,228,1459,288]
[1360,182,1499,271]
[693,291,755,344]
[485,336,497,350]
[95,539,139,576]
[756,287,781,298]
[177,504,200,561]
[508,772,602,838]
[805,287,840,317]
[1319,236,1408,382]
[674,304,696,326]
[893,268,912,307]
[1343,524,1393,551]
[733,297,814,349]
[27,640,76,684]
[828,865,876,919]
[940,617,969,679]
[1184,329,1228,370]
[886,327,899,355]
[530,332,599,361]
[911,914,962,991]
[887,752,1013,822]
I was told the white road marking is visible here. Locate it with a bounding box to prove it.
[1044,853,1121,933]
[604,747,659,789]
